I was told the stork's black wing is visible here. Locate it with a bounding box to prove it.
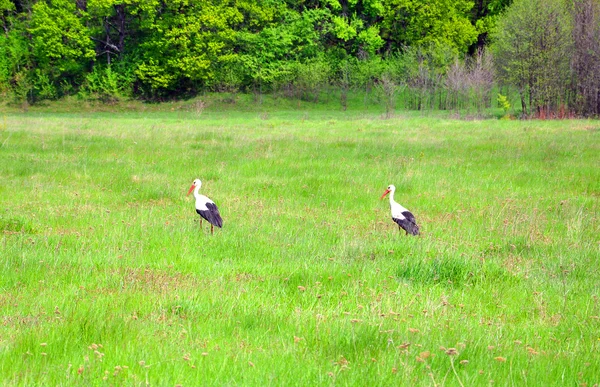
[197,203,223,228]
[392,211,419,235]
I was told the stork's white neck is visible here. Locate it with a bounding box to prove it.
[193,184,202,199]
[388,189,396,204]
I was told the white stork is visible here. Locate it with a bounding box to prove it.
[187,179,223,234]
[380,184,420,235]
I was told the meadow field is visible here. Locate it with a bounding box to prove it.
[0,106,599,385]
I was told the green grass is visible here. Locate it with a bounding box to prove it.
[0,108,599,386]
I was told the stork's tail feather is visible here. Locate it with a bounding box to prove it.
[408,224,420,236]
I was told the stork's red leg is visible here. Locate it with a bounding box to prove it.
[211,224,214,235]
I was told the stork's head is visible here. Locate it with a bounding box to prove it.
[187,179,202,195]
[380,184,396,199]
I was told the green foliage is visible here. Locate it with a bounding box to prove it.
[0,0,15,11]
[357,25,385,55]
[294,58,333,102]
[0,0,514,102]
[28,0,95,99]
[381,0,479,54]
[32,68,57,99]
[9,72,31,104]
[349,56,385,90]
[0,35,10,93]
[80,65,133,102]
[497,93,511,116]
[131,0,249,97]
[0,21,32,101]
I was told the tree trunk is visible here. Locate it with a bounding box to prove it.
[520,90,527,116]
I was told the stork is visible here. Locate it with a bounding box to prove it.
[187,179,223,234]
[380,184,420,235]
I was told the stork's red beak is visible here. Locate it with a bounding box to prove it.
[380,189,391,200]
[187,184,195,196]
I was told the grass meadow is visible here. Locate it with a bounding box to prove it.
[0,105,599,385]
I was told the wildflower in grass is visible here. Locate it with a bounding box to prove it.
[445,348,458,356]
[408,328,419,333]
[460,360,469,365]
[494,356,507,362]
[298,286,306,291]
[202,352,208,356]
[248,361,255,367]
[94,350,105,361]
[40,343,47,347]
[335,356,350,370]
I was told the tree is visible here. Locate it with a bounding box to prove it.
[572,0,600,116]
[86,0,141,66]
[28,0,95,99]
[492,0,572,116]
